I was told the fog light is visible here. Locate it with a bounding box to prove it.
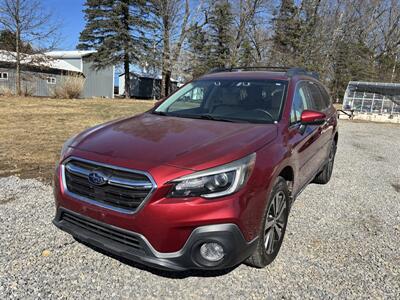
[199,242,224,262]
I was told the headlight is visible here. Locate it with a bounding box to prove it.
[169,153,256,198]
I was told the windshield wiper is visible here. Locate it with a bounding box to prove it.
[200,114,254,123]
[199,114,238,122]
[152,111,246,123]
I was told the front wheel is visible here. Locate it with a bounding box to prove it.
[246,176,290,268]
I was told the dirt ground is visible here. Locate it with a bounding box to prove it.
[0,97,154,182]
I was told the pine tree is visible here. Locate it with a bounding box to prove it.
[272,0,300,66]
[331,40,376,100]
[208,0,234,69]
[239,38,254,67]
[296,0,322,69]
[377,53,400,83]
[187,24,211,78]
[78,0,152,98]
[0,30,33,53]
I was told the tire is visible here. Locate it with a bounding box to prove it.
[246,176,290,268]
[313,140,337,184]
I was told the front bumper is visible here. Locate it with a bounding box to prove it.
[53,208,258,271]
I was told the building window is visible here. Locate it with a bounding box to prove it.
[0,72,8,80]
[47,77,56,84]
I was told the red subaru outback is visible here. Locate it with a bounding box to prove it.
[53,68,338,271]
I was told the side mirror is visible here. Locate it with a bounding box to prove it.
[300,110,326,125]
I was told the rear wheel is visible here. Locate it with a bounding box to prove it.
[313,140,337,184]
[246,177,290,268]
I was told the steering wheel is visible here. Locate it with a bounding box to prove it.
[253,109,274,121]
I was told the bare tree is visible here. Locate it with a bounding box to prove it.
[0,0,59,95]
[153,0,400,96]
[372,0,400,81]
[230,0,266,66]
[150,0,206,98]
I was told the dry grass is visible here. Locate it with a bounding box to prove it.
[0,86,14,97]
[0,96,154,182]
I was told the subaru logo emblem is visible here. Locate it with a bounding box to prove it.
[88,171,108,186]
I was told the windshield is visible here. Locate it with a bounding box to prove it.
[154,79,288,124]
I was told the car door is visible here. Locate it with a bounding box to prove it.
[287,82,324,194]
[306,81,333,166]
[317,83,337,159]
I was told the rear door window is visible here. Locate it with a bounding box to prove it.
[291,82,312,124]
[318,84,332,108]
[307,82,326,111]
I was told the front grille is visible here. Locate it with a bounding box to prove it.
[61,211,144,252]
[63,159,154,213]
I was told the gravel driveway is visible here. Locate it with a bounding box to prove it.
[1,120,399,299]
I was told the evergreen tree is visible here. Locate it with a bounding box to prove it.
[208,0,234,69]
[331,40,376,100]
[376,53,400,83]
[187,24,211,78]
[239,38,254,67]
[0,30,33,53]
[78,0,152,98]
[296,0,322,69]
[272,0,300,66]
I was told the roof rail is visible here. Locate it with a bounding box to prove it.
[208,66,291,74]
[207,66,319,80]
[285,68,319,80]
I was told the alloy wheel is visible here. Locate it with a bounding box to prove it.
[264,191,287,254]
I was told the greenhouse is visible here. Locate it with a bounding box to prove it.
[343,81,400,115]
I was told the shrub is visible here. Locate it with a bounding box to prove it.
[0,86,14,96]
[52,75,85,99]
[21,82,35,97]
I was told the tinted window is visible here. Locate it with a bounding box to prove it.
[318,84,331,108]
[307,82,326,111]
[155,79,288,124]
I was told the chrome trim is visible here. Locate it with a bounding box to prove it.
[61,156,157,215]
[108,177,153,190]
[65,160,153,190]
[65,163,91,178]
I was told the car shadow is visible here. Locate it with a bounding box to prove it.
[76,238,239,279]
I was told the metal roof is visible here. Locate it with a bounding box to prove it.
[348,81,400,87]
[347,81,400,97]
[0,50,82,73]
[45,50,96,59]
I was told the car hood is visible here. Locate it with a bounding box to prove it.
[70,113,277,171]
